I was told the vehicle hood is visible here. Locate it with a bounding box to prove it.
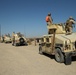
[55,32,76,42]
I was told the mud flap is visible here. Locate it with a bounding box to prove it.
[65,53,72,65]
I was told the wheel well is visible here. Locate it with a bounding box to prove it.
[55,47,64,54]
[55,47,61,50]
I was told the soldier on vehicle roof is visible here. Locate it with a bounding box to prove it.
[45,13,53,26]
[65,16,76,34]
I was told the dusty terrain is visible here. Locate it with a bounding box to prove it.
[0,43,76,75]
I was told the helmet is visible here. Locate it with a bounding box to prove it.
[48,13,51,16]
[69,16,73,19]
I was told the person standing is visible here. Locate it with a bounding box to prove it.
[46,13,53,26]
[12,32,15,45]
[65,16,76,34]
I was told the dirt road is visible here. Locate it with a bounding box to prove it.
[0,43,76,75]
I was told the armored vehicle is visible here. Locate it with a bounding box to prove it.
[4,35,12,43]
[0,37,4,43]
[12,32,27,46]
[39,24,76,65]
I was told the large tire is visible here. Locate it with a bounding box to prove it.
[65,53,72,65]
[39,46,43,55]
[19,38,25,44]
[55,48,64,63]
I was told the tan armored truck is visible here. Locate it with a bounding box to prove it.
[39,24,76,65]
[4,35,12,43]
[12,32,27,46]
[0,37,4,43]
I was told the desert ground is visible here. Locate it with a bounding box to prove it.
[0,43,76,75]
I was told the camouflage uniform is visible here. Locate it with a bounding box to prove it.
[65,17,75,33]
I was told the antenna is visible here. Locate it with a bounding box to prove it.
[0,24,1,41]
[24,24,26,38]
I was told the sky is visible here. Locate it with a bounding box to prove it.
[0,0,76,38]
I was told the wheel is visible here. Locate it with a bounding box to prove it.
[39,47,43,55]
[19,38,24,43]
[65,53,72,65]
[55,48,64,63]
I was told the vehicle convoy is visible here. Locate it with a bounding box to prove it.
[39,24,76,65]
[12,32,27,46]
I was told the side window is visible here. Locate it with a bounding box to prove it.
[41,38,45,46]
[46,38,51,47]
[46,38,49,42]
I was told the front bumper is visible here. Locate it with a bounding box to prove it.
[65,51,76,56]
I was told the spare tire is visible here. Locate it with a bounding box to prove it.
[19,38,25,43]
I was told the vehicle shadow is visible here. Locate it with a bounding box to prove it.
[72,56,76,62]
[43,53,76,64]
[43,53,55,59]
[20,44,28,46]
[13,44,28,47]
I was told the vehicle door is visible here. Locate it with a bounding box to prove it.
[45,37,52,53]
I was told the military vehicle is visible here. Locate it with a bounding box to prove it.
[12,32,27,46]
[39,24,76,65]
[4,35,12,43]
[0,37,4,43]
